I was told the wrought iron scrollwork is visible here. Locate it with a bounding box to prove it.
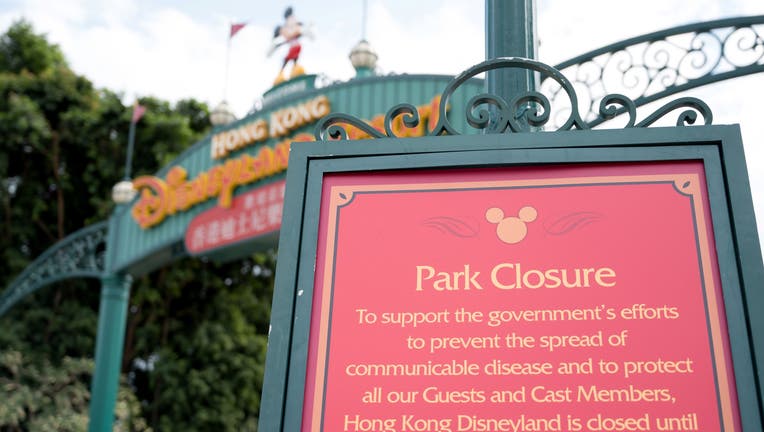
[0,221,108,316]
[428,57,590,135]
[315,54,716,140]
[548,15,763,128]
[316,16,764,139]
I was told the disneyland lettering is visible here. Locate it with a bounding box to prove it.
[131,134,310,229]
[133,95,444,229]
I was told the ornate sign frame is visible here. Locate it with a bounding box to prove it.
[258,125,763,431]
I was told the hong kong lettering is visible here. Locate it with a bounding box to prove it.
[211,95,330,159]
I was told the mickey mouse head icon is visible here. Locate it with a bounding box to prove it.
[485,206,537,244]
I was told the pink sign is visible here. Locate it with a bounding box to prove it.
[185,180,285,254]
[303,162,740,431]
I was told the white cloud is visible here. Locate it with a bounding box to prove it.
[366,0,483,76]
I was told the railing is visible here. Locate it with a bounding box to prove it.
[547,15,764,128]
[315,57,713,140]
[315,16,763,138]
[0,221,107,316]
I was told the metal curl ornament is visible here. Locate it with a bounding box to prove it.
[635,97,712,127]
[598,94,637,127]
[314,112,384,141]
[315,54,718,140]
[465,93,511,131]
[509,91,551,129]
[384,104,421,138]
[431,57,587,134]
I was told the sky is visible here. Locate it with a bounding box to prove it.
[1,0,764,231]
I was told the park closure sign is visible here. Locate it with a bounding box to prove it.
[258,126,764,431]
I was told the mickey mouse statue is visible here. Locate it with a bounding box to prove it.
[268,6,313,85]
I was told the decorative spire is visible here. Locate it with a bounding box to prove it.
[210,101,237,126]
[349,39,377,78]
[349,0,377,78]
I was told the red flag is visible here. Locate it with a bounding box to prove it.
[230,23,246,38]
[131,103,146,124]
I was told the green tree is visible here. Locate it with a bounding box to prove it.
[125,254,274,431]
[0,20,65,74]
[0,19,279,432]
[0,350,150,432]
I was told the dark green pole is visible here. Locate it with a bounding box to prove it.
[485,0,538,131]
[88,208,131,431]
[124,119,137,180]
[88,273,131,431]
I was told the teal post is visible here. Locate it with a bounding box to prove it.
[88,273,131,431]
[88,204,132,431]
[485,0,538,132]
[485,0,538,95]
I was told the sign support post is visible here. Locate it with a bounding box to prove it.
[485,0,538,104]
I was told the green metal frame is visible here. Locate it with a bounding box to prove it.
[0,221,107,316]
[0,214,131,432]
[259,125,763,431]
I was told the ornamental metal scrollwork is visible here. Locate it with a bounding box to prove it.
[316,16,764,140]
[315,56,714,140]
[0,221,108,316]
[548,15,763,128]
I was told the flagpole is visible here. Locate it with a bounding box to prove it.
[124,117,137,181]
[223,25,232,102]
[362,0,368,40]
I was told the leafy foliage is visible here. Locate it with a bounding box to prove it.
[0,20,274,431]
[126,255,274,432]
[0,20,65,74]
[0,350,150,432]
